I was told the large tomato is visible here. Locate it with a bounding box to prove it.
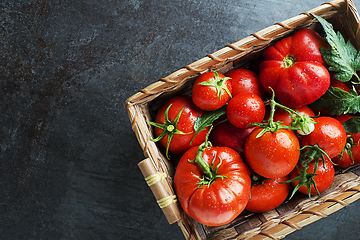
[174,144,251,226]
[259,28,330,108]
[244,128,300,179]
[299,116,347,159]
[192,71,232,111]
[151,95,209,157]
[289,157,335,196]
[245,175,290,213]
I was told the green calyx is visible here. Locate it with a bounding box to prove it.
[282,145,332,200]
[335,135,358,165]
[189,129,228,188]
[249,87,317,138]
[197,71,232,100]
[283,55,296,68]
[249,88,299,138]
[146,104,189,159]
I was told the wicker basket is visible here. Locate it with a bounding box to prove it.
[125,0,360,239]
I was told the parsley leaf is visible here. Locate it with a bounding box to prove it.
[312,14,360,83]
[190,106,227,144]
[310,87,360,115]
[343,116,360,134]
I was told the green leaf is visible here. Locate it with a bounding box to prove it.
[310,87,360,115]
[312,14,360,83]
[343,116,360,134]
[190,106,227,144]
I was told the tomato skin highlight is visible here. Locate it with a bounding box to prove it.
[225,68,266,99]
[154,95,209,155]
[299,116,347,159]
[259,29,330,108]
[289,157,335,195]
[226,93,265,129]
[174,146,251,226]
[192,71,232,111]
[246,176,290,213]
[244,128,300,179]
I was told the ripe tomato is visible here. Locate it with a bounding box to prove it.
[209,120,254,157]
[151,95,209,157]
[259,28,330,108]
[265,105,315,126]
[192,71,232,111]
[225,68,266,99]
[245,175,290,213]
[299,116,347,159]
[331,77,351,93]
[244,128,300,179]
[174,145,251,226]
[332,114,360,168]
[226,93,265,129]
[289,157,335,196]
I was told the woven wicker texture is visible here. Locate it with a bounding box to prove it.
[125,0,360,239]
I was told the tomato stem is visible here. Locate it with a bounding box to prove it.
[283,55,296,68]
[189,127,228,188]
[197,71,232,100]
[249,87,299,138]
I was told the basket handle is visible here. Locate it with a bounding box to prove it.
[138,158,181,224]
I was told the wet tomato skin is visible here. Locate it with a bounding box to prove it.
[299,116,347,159]
[244,128,300,179]
[174,146,251,226]
[246,175,290,213]
[226,93,265,129]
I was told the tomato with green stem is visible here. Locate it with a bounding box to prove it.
[174,140,251,226]
[288,157,335,198]
[299,116,347,159]
[259,28,330,108]
[192,71,232,111]
[147,95,209,158]
[244,90,301,179]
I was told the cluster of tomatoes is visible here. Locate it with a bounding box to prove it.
[147,28,360,226]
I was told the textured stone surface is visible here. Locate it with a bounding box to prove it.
[1,0,360,239]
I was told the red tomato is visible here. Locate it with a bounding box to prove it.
[152,95,209,156]
[225,68,266,99]
[226,93,265,129]
[289,157,335,195]
[209,120,254,157]
[192,71,232,111]
[299,116,347,159]
[245,175,290,213]
[244,128,300,179]
[259,29,330,108]
[174,145,251,226]
[331,78,351,93]
[332,114,360,168]
[265,105,315,126]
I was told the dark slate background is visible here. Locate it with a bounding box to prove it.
[2,0,360,239]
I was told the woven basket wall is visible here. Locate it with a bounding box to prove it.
[125,0,360,239]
